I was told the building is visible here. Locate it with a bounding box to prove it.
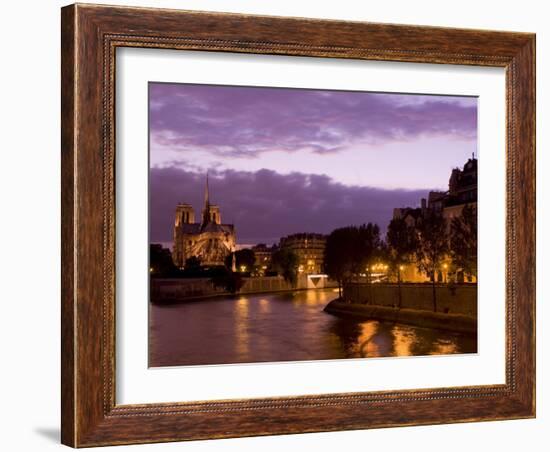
[172,175,236,268]
[441,157,477,232]
[279,233,326,274]
[447,156,477,205]
[391,156,478,283]
[392,206,423,228]
[394,156,477,224]
[251,243,276,275]
[427,190,447,212]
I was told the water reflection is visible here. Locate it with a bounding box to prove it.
[234,297,250,358]
[258,298,271,314]
[149,289,477,367]
[392,325,414,356]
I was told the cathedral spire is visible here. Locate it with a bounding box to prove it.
[204,172,210,209]
[201,172,211,228]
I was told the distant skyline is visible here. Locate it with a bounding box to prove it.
[149,82,477,245]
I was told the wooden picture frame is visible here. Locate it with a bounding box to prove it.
[61,3,535,447]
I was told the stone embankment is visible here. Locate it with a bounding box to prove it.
[151,275,338,302]
[324,283,477,333]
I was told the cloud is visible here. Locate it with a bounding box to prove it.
[150,167,432,245]
[149,83,477,159]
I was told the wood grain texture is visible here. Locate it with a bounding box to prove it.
[60,5,76,446]
[60,3,536,447]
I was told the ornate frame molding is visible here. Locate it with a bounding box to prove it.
[61,4,535,447]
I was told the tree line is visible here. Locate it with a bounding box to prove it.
[150,204,476,304]
[325,204,477,311]
[149,244,301,294]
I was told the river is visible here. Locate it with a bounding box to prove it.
[149,288,477,367]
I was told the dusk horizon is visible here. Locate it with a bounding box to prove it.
[149,82,477,246]
[150,166,440,246]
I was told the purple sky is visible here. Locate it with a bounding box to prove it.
[149,83,477,245]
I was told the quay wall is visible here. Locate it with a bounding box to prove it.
[324,301,477,333]
[151,275,338,302]
[343,283,477,317]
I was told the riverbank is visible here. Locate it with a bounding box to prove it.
[324,299,477,334]
[151,275,338,303]
[343,282,477,317]
[151,286,338,303]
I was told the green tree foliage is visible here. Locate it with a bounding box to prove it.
[271,248,299,287]
[149,244,176,276]
[324,223,381,299]
[450,204,477,280]
[224,248,256,273]
[386,217,418,308]
[415,211,449,312]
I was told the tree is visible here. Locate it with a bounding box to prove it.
[210,267,245,294]
[359,223,382,283]
[450,204,477,281]
[149,244,176,276]
[185,255,201,270]
[386,218,418,308]
[224,249,256,273]
[325,227,358,298]
[415,211,449,312]
[271,248,299,287]
[182,255,202,277]
[324,223,381,299]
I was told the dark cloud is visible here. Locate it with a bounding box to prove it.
[149,83,477,158]
[150,167,432,245]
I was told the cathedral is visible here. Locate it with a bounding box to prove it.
[172,175,236,268]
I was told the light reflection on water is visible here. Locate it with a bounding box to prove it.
[149,288,476,367]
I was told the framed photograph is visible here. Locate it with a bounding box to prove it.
[61,3,535,447]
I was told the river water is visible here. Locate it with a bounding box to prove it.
[149,288,477,367]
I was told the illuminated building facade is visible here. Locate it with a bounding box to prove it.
[391,157,478,283]
[172,175,236,268]
[251,243,276,275]
[279,233,326,274]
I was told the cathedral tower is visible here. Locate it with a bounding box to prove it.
[201,173,221,227]
[175,203,195,226]
[172,172,235,268]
